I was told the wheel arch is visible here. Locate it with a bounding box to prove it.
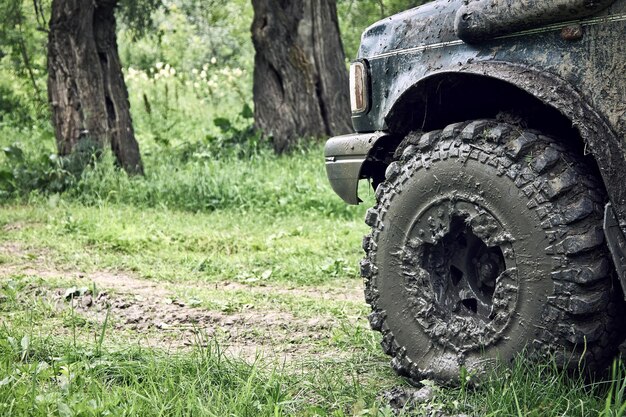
[366,62,626,221]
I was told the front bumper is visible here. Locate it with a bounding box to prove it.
[324,132,388,205]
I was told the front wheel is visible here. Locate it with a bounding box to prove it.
[362,120,623,384]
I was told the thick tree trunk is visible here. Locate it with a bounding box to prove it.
[47,0,143,174]
[251,0,351,153]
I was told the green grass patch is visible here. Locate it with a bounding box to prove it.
[0,200,367,287]
[1,138,626,416]
[2,296,626,416]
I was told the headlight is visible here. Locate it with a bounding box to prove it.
[349,61,369,114]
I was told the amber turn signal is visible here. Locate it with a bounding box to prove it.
[349,61,369,114]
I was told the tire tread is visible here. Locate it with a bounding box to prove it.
[362,119,624,382]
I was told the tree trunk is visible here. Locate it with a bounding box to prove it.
[47,0,143,174]
[251,0,351,153]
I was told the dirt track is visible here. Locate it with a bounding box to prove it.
[0,241,366,363]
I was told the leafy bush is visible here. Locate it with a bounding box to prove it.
[0,139,100,198]
[173,104,263,161]
[0,82,28,122]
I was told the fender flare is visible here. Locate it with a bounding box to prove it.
[382,61,626,222]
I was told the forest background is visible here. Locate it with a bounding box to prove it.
[1,1,626,416]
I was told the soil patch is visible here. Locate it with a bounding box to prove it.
[0,242,366,362]
[51,281,336,361]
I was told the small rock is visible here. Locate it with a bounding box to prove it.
[307,318,322,327]
[381,385,438,411]
[81,294,93,308]
[64,287,80,301]
[125,314,142,324]
[381,386,410,410]
[411,386,435,403]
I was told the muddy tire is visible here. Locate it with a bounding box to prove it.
[362,120,623,384]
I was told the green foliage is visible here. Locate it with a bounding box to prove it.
[179,104,262,159]
[0,139,101,198]
[0,79,29,122]
[0,115,352,219]
[117,0,163,38]
[118,0,254,74]
[600,360,626,417]
[0,0,48,121]
[123,61,252,149]
[0,143,69,196]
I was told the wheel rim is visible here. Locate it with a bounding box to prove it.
[422,214,505,321]
[403,196,519,349]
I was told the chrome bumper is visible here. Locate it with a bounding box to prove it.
[324,131,388,205]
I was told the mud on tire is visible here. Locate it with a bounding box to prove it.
[362,120,624,384]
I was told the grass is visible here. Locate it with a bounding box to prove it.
[1,122,626,416]
[1,277,625,416]
[0,326,386,416]
[3,1,624,413]
[0,269,393,416]
[0,200,365,287]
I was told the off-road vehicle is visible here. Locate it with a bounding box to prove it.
[325,0,626,383]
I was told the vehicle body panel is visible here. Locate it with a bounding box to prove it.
[325,0,626,220]
[456,0,616,42]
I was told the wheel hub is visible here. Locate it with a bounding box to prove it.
[422,214,505,322]
[403,197,519,348]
